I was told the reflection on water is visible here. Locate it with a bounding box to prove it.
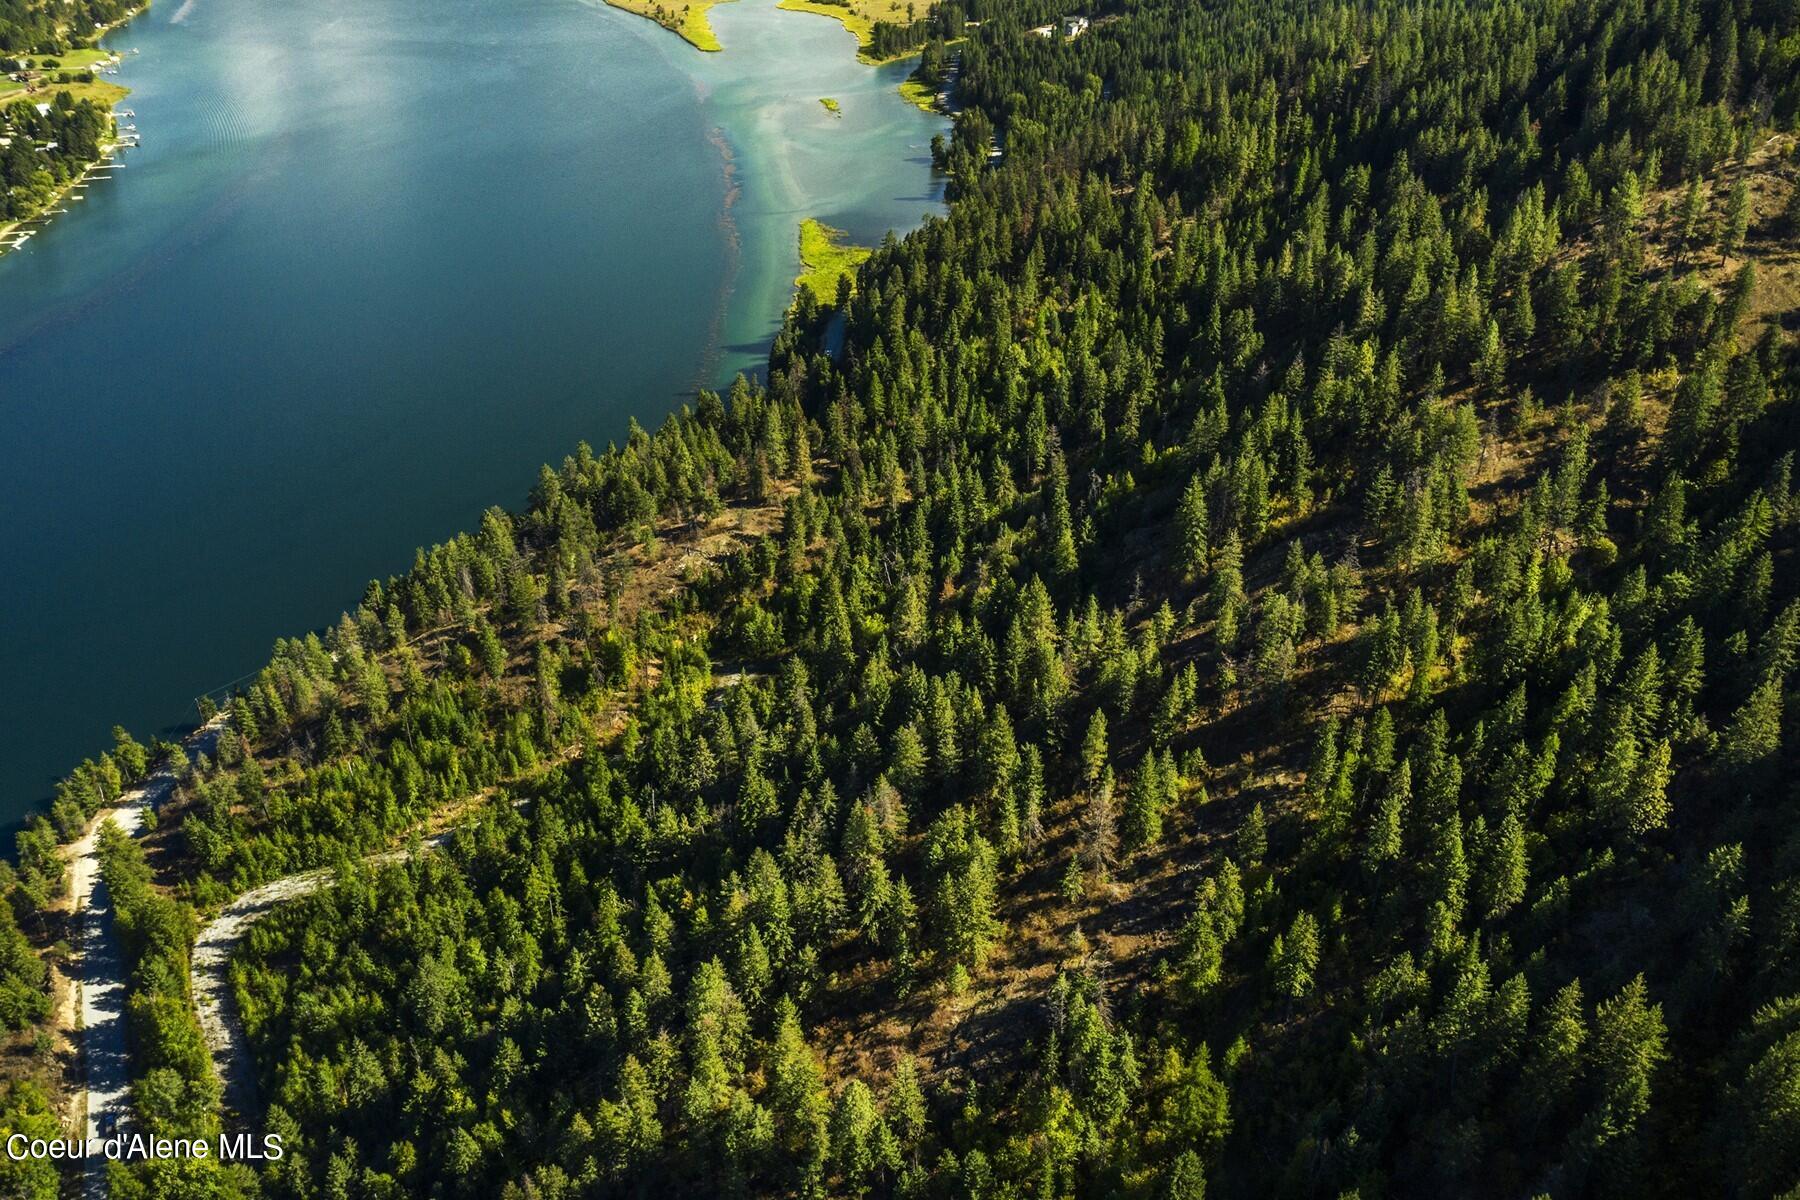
[0,0,943,821]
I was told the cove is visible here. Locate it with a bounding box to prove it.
[0,0,945,824]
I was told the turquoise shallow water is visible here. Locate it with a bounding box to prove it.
[0,0,944,822]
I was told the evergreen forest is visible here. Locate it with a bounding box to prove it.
[5,0,1800,1195]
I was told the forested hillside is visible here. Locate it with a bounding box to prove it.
[6,0,1800,1195]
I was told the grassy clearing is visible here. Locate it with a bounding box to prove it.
[776,0,926,60]
[1567,131,1800,344]
[601,0,733,51]
[0,77,128,109]
[777,0,875,48]
[794,217,872,304]
[606,0,920,59]
[17,49,115,70]
[29,78,126,107]
[898,72,937,112]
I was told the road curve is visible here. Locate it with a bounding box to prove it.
[192,831,455,1127]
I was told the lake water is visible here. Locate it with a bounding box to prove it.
[0,0,944,824]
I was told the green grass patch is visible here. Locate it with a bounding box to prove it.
[898,73,937,112]
[795,218,871,305]
[73,79,128,108]
[774,0,950,63]
[602,0,732,52]
[0,78,128,108]
[20,49,114,70]
[777,0,874,50]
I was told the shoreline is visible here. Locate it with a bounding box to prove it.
[605,0,932,68]
[0,136,131,256]
[701,122,742,388]
[601,0,951,120]
[601,0,737,51]
[773,0,917,64]
[793,216,871,304]
[0,4,145,257]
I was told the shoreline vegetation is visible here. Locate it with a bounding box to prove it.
[0,113,133,251]
[0,2,142,255]
[4,0,1800,1190]
[600,0,734,51]
[898,33,957,111]
[600,0,960,118]
[774,0,878,58]
[605,0,947,76]
[897,62,938,112]
[773,0,944,64]
[819,96,840,115]
[792,215,869,304]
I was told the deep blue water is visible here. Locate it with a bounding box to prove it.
[0,0,943,822]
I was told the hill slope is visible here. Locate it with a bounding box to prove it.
[6,0,1800,1196]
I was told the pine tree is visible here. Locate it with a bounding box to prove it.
[1581,974,1667,1152]
[1475,317,1507,395]
[1665,617,1708,744]
[1476,811,1527,919]
[1045,445,1080,577]
[923,807,999,970]
[829,1079,883,1196]
[1018,745,1046,845]
[1737,1029,1800,1195]
[1720,676,1783,777]
[1720,178,1750,264]
[1210,534,1248,650]
[1123,751,1168,852]
[1176,475,1209,580]
[766,998,829,1190]
[1520,980,1588,1120]
[1677,176,1707,258]
[1161,1150,1208,1200]
[0,905,49,1031]
[1239,802,1267,866]
[1081,711,1110,787]
[1362,760,1408,874]
[1270,911,1320,1000]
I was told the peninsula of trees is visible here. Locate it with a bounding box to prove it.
[3,0,1800,1195]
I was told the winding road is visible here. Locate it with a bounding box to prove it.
[190,831,455,1125]
[65,714,226,1200]
[65,722,528,1195]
